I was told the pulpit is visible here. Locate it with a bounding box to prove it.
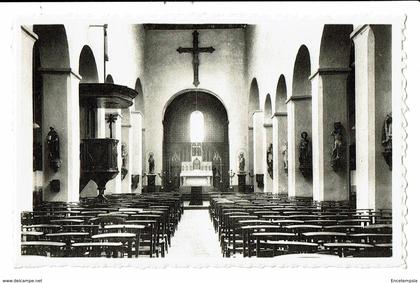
[79,83,138,200]
[80,138,119,200]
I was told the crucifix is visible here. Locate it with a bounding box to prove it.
[177,30,215,87]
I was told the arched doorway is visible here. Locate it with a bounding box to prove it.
[263,94,273,192]
[273,75,288,194]
[289,45,313,198]
[163,90,229,191]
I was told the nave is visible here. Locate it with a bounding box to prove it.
[17,22,396,261]
[20,192,392,258]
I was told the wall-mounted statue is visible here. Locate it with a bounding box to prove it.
[330,122,346,172]
[46,127,61,172]
[148,152,155,174]
[121,142,128,180]
[299,131,312,178]
[238,152,245,172]
[382,113,392,170]
[267,143,273,179]
[281,141,288,174]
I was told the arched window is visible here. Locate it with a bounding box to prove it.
[190,110,204,143]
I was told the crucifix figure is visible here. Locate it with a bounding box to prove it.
[177,30,215,87]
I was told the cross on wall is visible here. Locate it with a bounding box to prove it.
[177,30,215,87]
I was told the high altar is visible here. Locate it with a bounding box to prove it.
[180,142,213,187]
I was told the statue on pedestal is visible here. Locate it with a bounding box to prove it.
[267,143,273,179]
[148,152,155,174]
[46,127,61,172]
[281,142,288,174]
[238,152,245,172]
[330,122,346,172]
[298,131,312,178]
[121,142,128,180]
[382,113,392,170]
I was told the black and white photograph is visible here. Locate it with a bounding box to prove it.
[1,2,420,283]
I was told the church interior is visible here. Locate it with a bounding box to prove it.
[17,22,394,259]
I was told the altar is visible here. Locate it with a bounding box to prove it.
[180,160,212,187]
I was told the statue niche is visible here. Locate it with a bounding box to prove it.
[267,143,273,179]
[298,132,312,178]
[382,113,392,170]
[330,122,346,172]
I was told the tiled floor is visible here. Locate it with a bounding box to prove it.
[166,210,222,258]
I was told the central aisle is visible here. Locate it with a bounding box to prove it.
[166,210,222,258]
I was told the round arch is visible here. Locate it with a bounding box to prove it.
[105,74,114,84]
[33,25,70,68]
[275,75,287,112]
[264,94,273,123]
[79,45,99,83]
[162,89,230,191]
[134,78,145,115]
[319,25,353,68]
[293,45,312,97]
[161,88,229,123]
[248,78,260,126]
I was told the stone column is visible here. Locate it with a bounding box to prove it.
[287,96,313,198]
[105,110,122,194]
[121,110,132,193]
[263,123,273,193]
[40,68,81,202]
[248,126,254,188]
[131,111,143,193]
[272,113,288,194]
[142,128,146,188]
[96,108,106,138]
[252,111,264,192]
[18,26,38,211]
[351,25,392,210]
[310,68,350,202]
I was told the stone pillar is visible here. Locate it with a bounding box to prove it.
[351,25,392,210]
[142,128,146,187]
[96,108,106,138]
[40,68,81,202]
[18,26,38,211]
[263,123,273,192]
[121,110,132,193]
[252,111,264,192]
[131,111,143,193]
[105,110,122,194]
[248,126,254,188]
[310,68,350,202]
[272,113,288,194]
[287,96,313,198]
